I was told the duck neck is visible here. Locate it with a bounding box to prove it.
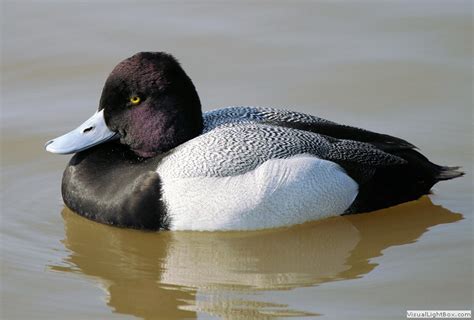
[130,108,203,158]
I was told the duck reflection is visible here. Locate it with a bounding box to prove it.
[50,197,461,319]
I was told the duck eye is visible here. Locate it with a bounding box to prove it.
[130,96,141,105]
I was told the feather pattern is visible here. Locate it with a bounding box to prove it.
[157,120,404,179]
[202,106,334,132]
[203,106,415,149]
[154,105,462,230]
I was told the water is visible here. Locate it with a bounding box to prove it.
[1,1,472,319]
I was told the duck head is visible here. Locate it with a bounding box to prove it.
[45,52,203,158]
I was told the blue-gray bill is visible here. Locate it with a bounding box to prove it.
[45,109,118,154]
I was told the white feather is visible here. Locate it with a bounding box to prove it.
[158,154,358,231]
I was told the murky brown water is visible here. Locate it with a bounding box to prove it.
[1,1,472,319]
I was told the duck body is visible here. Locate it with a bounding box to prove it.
[49,52,463,231]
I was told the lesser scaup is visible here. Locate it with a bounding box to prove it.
[45,52,463,231]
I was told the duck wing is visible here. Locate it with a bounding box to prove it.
[157,122,404,180]
[203,106,415,150]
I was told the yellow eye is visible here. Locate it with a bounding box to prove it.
[130,96,141,105]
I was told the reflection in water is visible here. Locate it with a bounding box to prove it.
[50,197,461,319]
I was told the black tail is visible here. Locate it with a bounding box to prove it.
[435,165,464,181]
[394,149,464,185]
[346,149,464,214]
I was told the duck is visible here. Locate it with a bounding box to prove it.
[45,52,463,231]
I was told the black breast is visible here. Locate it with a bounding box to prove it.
[61,142,169,230]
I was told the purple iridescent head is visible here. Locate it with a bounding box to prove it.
[99,52,203,157]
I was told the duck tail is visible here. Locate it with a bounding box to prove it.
[346,148,464,214]
[389,148,464,186]
[435,165,464,182]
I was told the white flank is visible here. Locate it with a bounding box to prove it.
[158,154,358,231]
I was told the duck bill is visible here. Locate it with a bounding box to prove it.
[45,109,119,154]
